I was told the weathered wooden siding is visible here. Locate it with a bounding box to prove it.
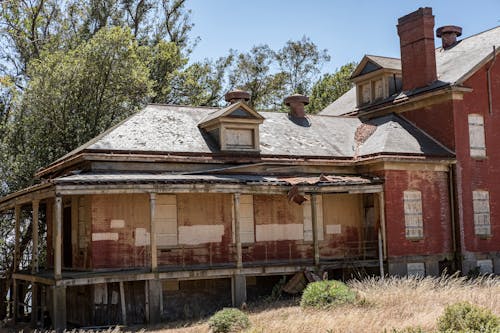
[244,194,311,263]
[91,194,150,269]
[157,193,234,266]
[320,194,365,259]
[46,198,54,268]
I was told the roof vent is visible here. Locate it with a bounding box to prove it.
[284,94,309,118]
[225,89,251,104]
[436,25,462,49]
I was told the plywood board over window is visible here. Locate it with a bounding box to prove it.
[472,190,491,237]
[155,195,178,247]
[303,195,324,241]
[253,195,304,242]
[468,114,486,158]
[177,193,232,245]
[404,190,423,240]
[239,195,255,243]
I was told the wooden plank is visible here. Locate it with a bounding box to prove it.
[311,194,320,266]
[233,193,242,269]
[150,193,157,272]
[32,200,39,273]
[119,281,127,325]
[54,196,62,280]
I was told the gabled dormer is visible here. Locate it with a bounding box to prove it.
[198,90,264,152]
[351,55,402,107]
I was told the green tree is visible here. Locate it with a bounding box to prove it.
[229,45,287,110]
[4,27,152,190]
[275,36,331,95]
[308,62,356,113]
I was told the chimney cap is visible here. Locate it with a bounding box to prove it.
[284,94,309,106]
[225,89,250,103]
[436,25,462,38]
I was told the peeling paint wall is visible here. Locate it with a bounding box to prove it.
[91,194,150,268]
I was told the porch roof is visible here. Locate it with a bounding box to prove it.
[54,172,381,187]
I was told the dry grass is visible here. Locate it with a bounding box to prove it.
[151,274,500,333]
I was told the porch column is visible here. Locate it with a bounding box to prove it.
[233,193,243,269]
[377,192,387,259]
[53,196,62,280]
[14,205,21,272]
[311,194,320,266]
[150,193,158,272]
[51,285,66,332]
[32,200,39,273]
[13,205,20,322]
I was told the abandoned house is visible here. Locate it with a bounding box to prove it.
[0,6,499,330]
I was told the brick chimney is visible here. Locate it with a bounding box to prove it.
[436,25,462,49]
[397,7,437,91]
[225,89,250,104]
[284,94,309,118]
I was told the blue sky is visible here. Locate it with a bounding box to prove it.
[187,1,500,73]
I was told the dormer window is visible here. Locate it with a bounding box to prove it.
[198,91,264,153]
[351,55,402,107]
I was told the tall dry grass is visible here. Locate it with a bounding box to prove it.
[153,274,500,333]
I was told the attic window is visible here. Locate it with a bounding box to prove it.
[198,102,264,152]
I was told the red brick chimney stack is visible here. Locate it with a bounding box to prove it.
[436,25,462,49]
[284,94,309,118]
[225,90,251,104]
[397,7,438,91]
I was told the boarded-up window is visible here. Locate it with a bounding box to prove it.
[303,195,324,242]
[177,194,231,245]
[239,195,255,243]
[404,190,423,240]
[155,195,178,246]
[225,128,254,150]
[473,190,491,237]
[407,262,425,277]
[373,79,384,100]
[253,195,304,242]
[476,259,493,274]
[361,83,371,104]
[468,114,486,158]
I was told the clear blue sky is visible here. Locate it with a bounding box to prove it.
[187,0,500,73]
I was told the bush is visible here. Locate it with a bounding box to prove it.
[300,280,356,308]
[437,302,499,333]
[208,308,250,333]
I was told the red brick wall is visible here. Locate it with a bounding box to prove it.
[381,169,453,257]
[404,99,456,150]
[454,59,500,253]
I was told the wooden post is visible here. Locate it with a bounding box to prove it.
[32,200,39,273]
[14,205,21,272]
[51,286,66,331]
[234,193,242,269]
[31,283,38,327]
[54,196,62,280]
[150,193,157,272]
[119,281,127,325]
[311,194,320,266]
[377,192,387,259]
[378,230,385,278]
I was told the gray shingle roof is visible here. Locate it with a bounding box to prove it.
[320,26,500,116]
[49,104,451,167]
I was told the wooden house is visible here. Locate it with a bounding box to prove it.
[0,6,498,330]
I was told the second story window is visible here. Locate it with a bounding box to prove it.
[468,114,486,158]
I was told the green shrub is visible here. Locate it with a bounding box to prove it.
[300,280,356,308]
[437,302,499,333]
[208,308,250,333]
